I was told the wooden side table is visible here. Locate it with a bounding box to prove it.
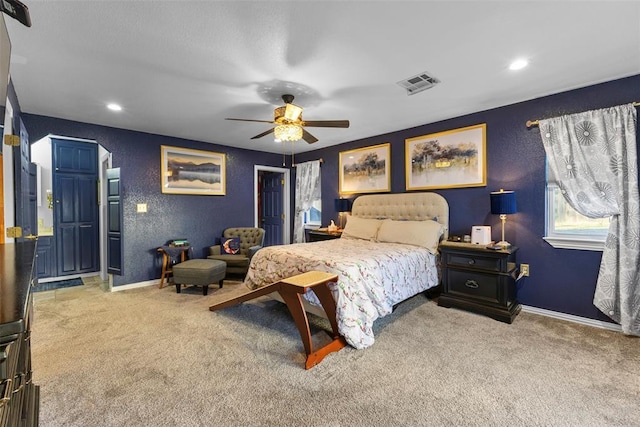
[157,245,190,288]
[438,241,520,323]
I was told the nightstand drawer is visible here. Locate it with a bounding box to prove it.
[446,252,502,272]
[447,269,499,303]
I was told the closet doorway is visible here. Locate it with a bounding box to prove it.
[32,135,112,282]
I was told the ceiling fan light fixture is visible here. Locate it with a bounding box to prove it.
[284,103,303,122]
[274,105,303,124]
[274,106,286,122]
[228,94,345,144]
[274,124,303,142]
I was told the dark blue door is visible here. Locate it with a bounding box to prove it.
[35,236,54,278]
[261,172,283,246]
[106,168,123,275]
[12,118,37,241]
[52,138,98,276]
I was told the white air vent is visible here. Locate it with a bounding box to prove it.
[397,71,441,95]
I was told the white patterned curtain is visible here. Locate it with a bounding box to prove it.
[539,103,640,335]
[293,160,321,243]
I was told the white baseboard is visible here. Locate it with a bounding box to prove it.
[39,272,100,284]
[521,305,622,333]
[110,280,158,292]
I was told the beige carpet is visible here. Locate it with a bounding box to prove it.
[32,281,639,426]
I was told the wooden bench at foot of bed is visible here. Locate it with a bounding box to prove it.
[208,271,347,369]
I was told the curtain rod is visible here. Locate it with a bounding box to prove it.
[292,158,323,167]
[526,101,640,128]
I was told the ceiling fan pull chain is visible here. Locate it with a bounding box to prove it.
[291,141,295,167]
[282,143,286,167]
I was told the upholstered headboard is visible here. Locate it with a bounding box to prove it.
[350,192,449,239]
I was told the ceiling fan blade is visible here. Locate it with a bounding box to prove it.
[226,118,275,124]
[250,128,275,139]
[302,120,350,128]
[302,129,318,144]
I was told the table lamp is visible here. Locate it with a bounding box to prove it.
[334,198,351,230]
[490,189,517,248]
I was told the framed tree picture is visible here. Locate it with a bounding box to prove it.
[339,143,391,194]
[405,124,486,190]
[161,145,226,195]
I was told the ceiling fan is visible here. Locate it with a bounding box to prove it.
[226,94,350,144]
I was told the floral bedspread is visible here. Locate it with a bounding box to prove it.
[244,238,439,349]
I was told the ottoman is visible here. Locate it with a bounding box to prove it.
[172,259,226,295]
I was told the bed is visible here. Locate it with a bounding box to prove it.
[243,192,449,350]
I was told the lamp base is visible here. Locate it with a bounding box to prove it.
[496,240,512,249]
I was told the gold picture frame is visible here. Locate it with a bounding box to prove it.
[339,143,391,195]
[405,124,486,190]
[161,145,226,195]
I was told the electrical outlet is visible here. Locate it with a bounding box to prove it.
[521,264,530,277]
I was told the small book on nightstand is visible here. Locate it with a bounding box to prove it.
[485,244,503,250]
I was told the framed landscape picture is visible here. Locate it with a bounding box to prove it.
[339,143,391,194]
[405,123,486,190]
[161,145,226,195]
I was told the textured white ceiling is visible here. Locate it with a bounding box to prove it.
[5,1,640,154]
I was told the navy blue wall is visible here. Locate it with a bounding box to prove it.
[297,74,640,323]
[22,115,284,286]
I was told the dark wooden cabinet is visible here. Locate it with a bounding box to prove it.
[308,229,342,242]
[0,242,40,426]
[438,241,520,323]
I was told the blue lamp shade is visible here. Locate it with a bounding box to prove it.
[490,190,517,215]
[335,198,351,213]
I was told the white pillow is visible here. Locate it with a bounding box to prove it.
[376,219,444,254]
[341,216,383,241]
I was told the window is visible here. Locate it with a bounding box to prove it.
[302,199,322,228]
[545,164,610,251]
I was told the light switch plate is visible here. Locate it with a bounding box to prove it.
[137,203,147,213]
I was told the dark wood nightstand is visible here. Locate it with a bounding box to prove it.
[308,229,342,242]
[438,241,520,323]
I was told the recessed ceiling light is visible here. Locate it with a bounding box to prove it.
[509,59,528,71]
[107,103,122,111]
